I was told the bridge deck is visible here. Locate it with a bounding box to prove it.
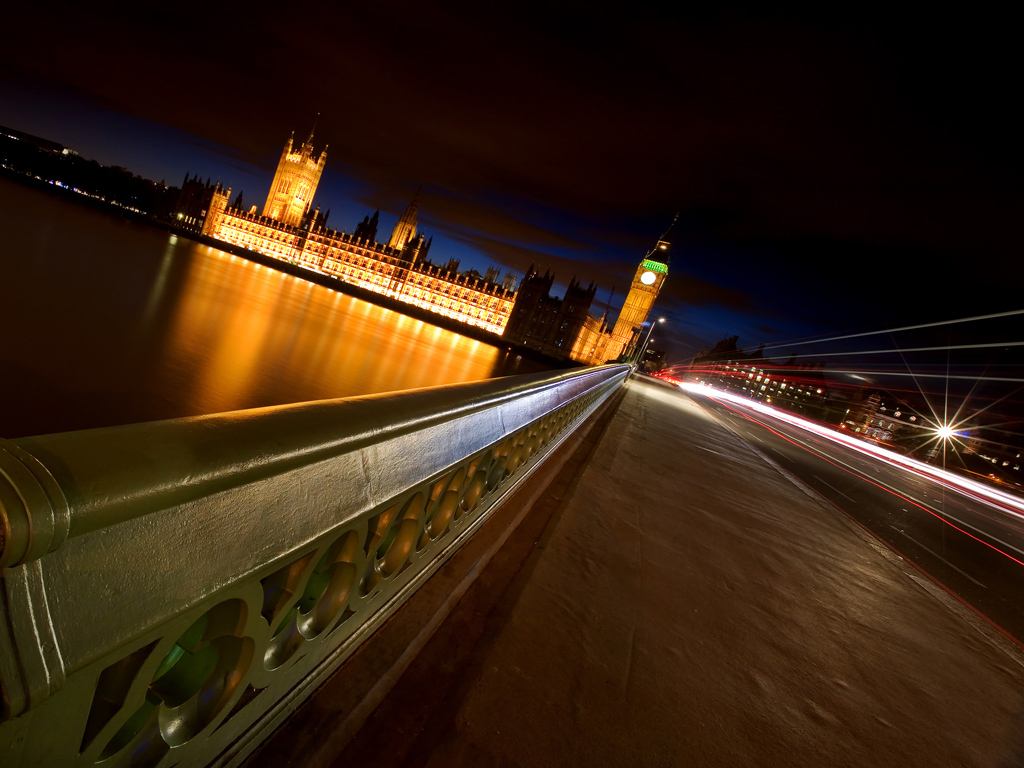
[256,376,1024,767]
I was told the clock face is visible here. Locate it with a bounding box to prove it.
[640,270,657,286]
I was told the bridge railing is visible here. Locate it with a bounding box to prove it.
[0,364,628,767]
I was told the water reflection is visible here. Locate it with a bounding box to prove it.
[0,179,548,438]
[159,244,514,416]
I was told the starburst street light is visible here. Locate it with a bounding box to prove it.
[917,414,972,465]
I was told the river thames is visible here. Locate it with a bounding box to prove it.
[0,178,547,438]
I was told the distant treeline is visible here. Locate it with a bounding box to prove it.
[0,128,179,218]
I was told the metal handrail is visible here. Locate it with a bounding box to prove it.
[0,364,627,767]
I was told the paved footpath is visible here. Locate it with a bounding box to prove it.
[347,377,1024,767]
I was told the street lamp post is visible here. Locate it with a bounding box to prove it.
[634,317,665,368]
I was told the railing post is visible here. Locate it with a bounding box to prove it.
[0,439,71,568]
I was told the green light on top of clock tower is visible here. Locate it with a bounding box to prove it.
[640,258,669,274]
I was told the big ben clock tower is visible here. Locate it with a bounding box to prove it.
[608,216,676,359]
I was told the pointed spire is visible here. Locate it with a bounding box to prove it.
[388,193,420,249]
[659,212,679,244]
[307,113,320,144]
[648,213,678,264]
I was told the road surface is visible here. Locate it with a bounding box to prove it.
[690,387,1024,644]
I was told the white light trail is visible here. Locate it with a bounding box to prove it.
[747,340,1024,362]
[679,381,1024,519]
[757,308,1024,353]
[804,370,1024,384]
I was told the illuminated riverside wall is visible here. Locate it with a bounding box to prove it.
[204,203,516,334]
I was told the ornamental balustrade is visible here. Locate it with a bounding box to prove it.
[0,364,627,767]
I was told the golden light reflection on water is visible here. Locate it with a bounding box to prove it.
[162,244,503,414]
[0,179,549,438]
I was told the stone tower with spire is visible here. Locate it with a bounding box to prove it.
[607,216,675,360]
[262,120,328,228]
[389,193,419,250]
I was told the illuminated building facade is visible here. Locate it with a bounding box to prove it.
[570,314,612,364]
[693,360,829,415]
[262,130,327,227]
[201,184,232,237]
[201,129,519,334]
[176,174,230,234]
[571,218,675,364]
[204,196,515,334]
[689,340,833,420]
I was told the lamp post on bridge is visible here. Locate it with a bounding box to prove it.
[634,317,665,369]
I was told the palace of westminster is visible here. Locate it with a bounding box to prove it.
[177,127,671,365]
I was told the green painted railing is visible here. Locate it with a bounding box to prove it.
[0,364,627,767]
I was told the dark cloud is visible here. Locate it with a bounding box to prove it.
[361,189,590,257]
[665,274,756,313]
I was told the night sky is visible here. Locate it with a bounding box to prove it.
[2,3,1021,365]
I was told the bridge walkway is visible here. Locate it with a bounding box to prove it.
[252,376,1024,767]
